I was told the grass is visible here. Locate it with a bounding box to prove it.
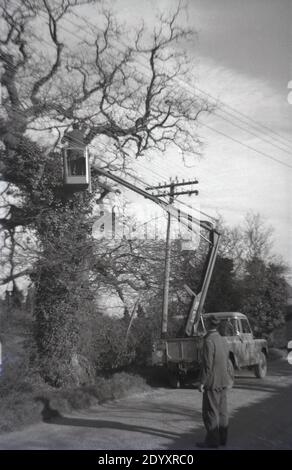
[45,372,150,414]
[0,370,151,434]
[0,305,151,434]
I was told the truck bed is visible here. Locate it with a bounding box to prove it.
[152,336,204,366]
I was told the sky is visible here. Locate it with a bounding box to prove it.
[107,0,292,269]
[1,0,292,294]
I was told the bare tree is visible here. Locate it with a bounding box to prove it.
[1,0,208,156]
[0,0,210,385]
[243,212,274,262]
[0,0,211,283]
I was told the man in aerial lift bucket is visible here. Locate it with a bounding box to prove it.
[62,123,86,176]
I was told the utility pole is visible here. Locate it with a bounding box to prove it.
[146,179,199,338]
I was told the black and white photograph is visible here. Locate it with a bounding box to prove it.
[0,0,291,456]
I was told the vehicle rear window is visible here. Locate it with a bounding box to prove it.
[204,318,237,336]
[218,318,237,336]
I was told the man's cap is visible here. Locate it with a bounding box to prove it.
[208,315,220,327]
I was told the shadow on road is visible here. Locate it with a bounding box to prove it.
[36,359,292,450]
[164,361,292,450]
[37,397,186,441]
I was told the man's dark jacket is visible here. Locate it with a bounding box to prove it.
[200,330,230,390]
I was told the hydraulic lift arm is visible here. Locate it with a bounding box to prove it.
[94,167,213,235]
[184,229,220,336]
[94,166,220,338]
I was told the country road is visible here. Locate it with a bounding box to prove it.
[0,358,291,450]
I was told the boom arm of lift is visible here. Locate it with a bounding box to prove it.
[184,229,220,336]
[94,166,220,338]
[94,167,214,235]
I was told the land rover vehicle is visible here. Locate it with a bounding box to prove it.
[152,312,268,388]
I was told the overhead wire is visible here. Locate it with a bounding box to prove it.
[2,0,291,229]
[199,121,292,169]
[4,0,292,170]
[196,85,292,148]
[61,7,292,169]
[211,109,292,156]
[66,6,292,157]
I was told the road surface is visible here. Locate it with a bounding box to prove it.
[0,358,291,450]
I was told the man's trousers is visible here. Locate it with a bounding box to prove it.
[202,388,228,446]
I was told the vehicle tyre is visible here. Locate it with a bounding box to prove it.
[254,352,267,378]
[227,358,235,388]
[169,373,181,389]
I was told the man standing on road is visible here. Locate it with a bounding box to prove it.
[197,315,231,448]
